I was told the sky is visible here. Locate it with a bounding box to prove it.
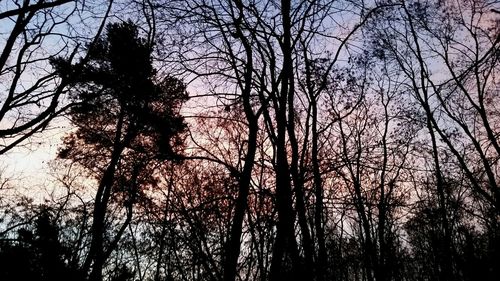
[1,117,71,199]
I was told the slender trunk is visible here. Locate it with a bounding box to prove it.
[426,110,455,281]
[376,97,390,281]
[84,111,127,281]
[270,0,302,279]
[311,99,327,281]
[155,165,175,281]
[293,177,315,278]
[222,2,259,278]
[402,5,455,280]
[223,119,258,281]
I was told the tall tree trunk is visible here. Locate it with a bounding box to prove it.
[311,98,327,281]
[222,2,259,279]
[270,0,303,279]
[84,112,126,281]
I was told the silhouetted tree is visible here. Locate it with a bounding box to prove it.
[0,207,83,281]
[52,21,187,281]
[367,1,500,279]
[0,0,114,155]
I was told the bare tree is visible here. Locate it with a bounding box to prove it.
[0,0,114,155]
[368,0,500,279]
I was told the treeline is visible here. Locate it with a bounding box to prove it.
[0,0,499,281]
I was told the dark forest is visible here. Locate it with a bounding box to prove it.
[0,0,499,280]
